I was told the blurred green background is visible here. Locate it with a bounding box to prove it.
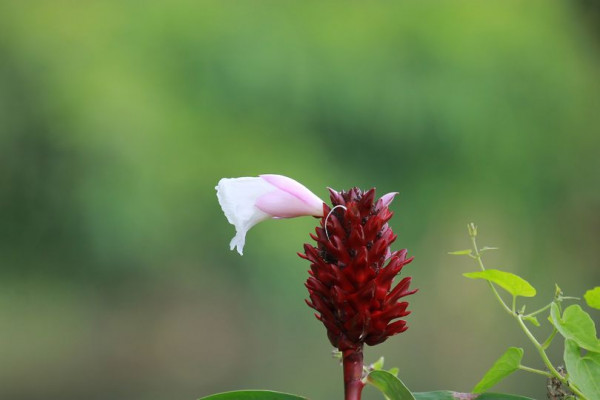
[1,1,599,399]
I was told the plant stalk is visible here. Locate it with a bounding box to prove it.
[468,225,589,399]
[518,364,553,378]
[515,315,588,400]
[342,346,364,400]
[469,235,513,315]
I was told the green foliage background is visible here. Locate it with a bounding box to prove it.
[0,1,599,399]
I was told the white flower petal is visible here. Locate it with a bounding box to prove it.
[228,209,270,255]
[259,174,324,216]
[255,189,314,218]
[216,175,324,255]
[216,177,272,255]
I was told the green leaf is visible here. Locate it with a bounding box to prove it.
[388,367,399,377]
[414,392,476,400]
[479,247,499,253]
[413,392,533,400]
[372,356,385,370]
[366,370,416,400]
[584,287,600,310]
[472,347,524,393]
[589,350,600,364]
[475,394,534,400]
[198,390,308,400]
[550,303,600,352]
[564,339,600,399]
[554,284,563,299]
[448,249,472,256]
[523,315,540,327]
[463,270,536,298]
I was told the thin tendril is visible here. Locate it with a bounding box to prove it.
[325,205,347,241]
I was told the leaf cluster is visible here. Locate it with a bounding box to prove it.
[450,224,600,399]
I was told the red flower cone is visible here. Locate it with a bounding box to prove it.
[300,188,416,400]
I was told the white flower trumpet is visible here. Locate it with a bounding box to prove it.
[216,174,324,255]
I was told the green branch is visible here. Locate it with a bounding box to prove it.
[466,224,589,400]
[468,228,513,316]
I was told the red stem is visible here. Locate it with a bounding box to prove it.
[342,346,364,400]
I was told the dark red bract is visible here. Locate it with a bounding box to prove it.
[301,187,416,352]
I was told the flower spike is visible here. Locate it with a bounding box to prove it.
[301,187,416,400]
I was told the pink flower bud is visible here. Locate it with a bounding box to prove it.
[216,174,324,255]
[380,192,398,208]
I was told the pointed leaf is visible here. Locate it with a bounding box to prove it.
[472,347,524,393]
[414,392,475,400]
[554,284,563,299]
[463,270,536,298]
[448,250,473,256]
[584,287,600,310]
[480,247,499,252]
[475,394,534,400]
[199,390,307,400]
[372,356,385,370]
[564,339,600,399]
[367,370,415,400]
[413,392,533,400]
[551,303,600,352]
[388,367,399,377]
[523,315,540,327]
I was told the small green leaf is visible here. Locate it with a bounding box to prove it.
[371,356,385,371]
[475,394,534,400]
[564,339,600,399]
[413,392,533,400]
[551,303,600,352]
[388,367,399,377]
[480,247,499,253]
[414,392,475,400]
[554,284,563,299]
[463,270,536,298]
[448,249,472,256]
[467,223,477,237]
[472,347,524,393]
[523,315,540,327]
[367,370,415,400]
[584,287,600,310]
[198,390,307,400]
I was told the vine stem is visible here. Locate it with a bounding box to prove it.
[342,346,364,400]
[515,316,562,378]
[515,315,588,400]
[469,234,512,315]
[518,365,553,378]
[524,303,551,318]
[468,228,589,400]
[541,328,558,350]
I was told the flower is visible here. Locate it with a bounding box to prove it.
[302,187,416,349]
[216,174,324,255]
[301,187,416,399]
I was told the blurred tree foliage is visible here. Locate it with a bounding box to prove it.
[1,1,598,277]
